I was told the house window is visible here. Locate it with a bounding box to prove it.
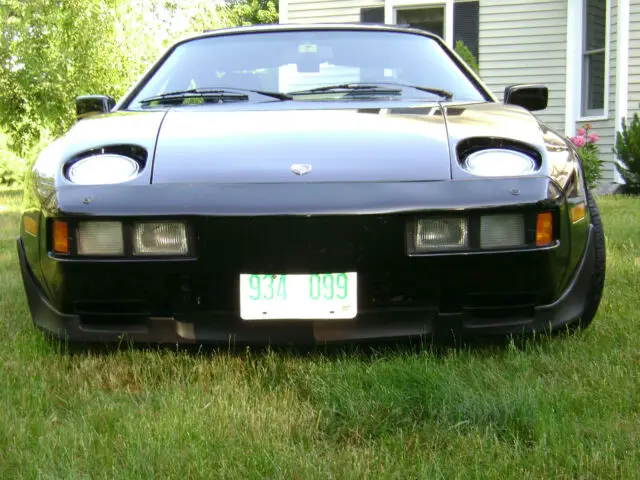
[453,1,479,60]
[360,7,384,24]
[581,0,607,117]
[396,6,445,38]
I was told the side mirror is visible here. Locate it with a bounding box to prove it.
[504,84,548,111]
[76,95,116,120]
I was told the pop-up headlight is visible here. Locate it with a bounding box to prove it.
[67,154,140,185]
[463,149,537,177]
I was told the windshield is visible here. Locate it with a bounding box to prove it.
[126,29,487,108]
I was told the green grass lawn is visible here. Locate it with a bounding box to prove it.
[1,188,638,479]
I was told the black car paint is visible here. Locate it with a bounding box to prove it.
[18,24,594,344]
[17,224,596,344]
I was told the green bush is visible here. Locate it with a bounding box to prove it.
[614,112,640,194]
[0,131,27,187]
[569,123,604,191]
[0,156,26,187]
[455,40,479,74]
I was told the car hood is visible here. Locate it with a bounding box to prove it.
[51,102,549,187]
[151,106,453,184]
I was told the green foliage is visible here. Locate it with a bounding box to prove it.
[0,0,227,157]
[219,0,279,27]
[0,130,26,186]
[0,157,25,187]
[614,112,640,194]
[569,123,604,191]
[579,144,605,191]
[454,40,479,74]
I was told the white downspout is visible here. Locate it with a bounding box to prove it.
[614,0,630,183]
[565,0,581,137]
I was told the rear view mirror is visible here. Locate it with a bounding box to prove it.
[297,55,322,73]
[504,84,548,111]
[76,95,116,120]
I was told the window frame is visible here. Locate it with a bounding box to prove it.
[579,0,610,121]
[385,0,454,46]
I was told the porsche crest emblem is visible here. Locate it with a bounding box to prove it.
[291,164,312,176]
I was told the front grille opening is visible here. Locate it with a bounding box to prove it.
[463,291,538,308]
[462,292,537,320]
[363,279,439,309]
[79,314,148,331]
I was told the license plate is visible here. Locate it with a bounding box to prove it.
[239,272,357,320]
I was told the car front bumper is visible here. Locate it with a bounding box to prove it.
[17,220,596,346]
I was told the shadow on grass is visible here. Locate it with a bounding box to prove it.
[39,325,582,360]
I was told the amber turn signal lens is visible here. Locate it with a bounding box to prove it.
[23,216,38,236]
[570,202,586,223]
[536,212,553,246]
[52,220,70,254]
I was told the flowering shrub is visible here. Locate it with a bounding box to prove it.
[569,123,604,190]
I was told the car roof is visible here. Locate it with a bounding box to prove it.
[179,22,441,46]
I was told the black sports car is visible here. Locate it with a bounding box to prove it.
[17,24,606,345]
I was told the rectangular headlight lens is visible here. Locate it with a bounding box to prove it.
[480,214,525,249]
[133,222,188,256]
[77,221,124,256]
[410,217,468,252]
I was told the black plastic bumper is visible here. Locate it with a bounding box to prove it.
[17,223,595,346]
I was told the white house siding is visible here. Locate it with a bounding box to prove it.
[579,0,617,183]
[478,1,568,133]
[287,0,379,23]
[629,0,640,117]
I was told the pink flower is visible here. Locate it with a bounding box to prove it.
[577,127,586,136]
[572,135,586,148]
[588,132,600,143]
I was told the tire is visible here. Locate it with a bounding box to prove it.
[572,191,606,330]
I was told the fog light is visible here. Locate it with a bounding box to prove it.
[480,214,525,248]
[133,222,188,256]
[410,217,468,252]
[77,221,124,256]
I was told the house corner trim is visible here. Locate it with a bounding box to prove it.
[279,0,288,23]
[615,0,630,132]
[565,0,580,136]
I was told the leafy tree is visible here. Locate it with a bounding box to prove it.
[0,130,25,186]
[219,0,279,27]
[2,0,129,154]
[0,0,225,157]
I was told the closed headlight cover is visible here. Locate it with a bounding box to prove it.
[463,149,537,177]
[67,154,140,185]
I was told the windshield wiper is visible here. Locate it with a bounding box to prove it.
[399,84,453,100]
[287,84,402,96]
[220,87,293,101]
[138,87,292,106]
[288,83,453,100]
